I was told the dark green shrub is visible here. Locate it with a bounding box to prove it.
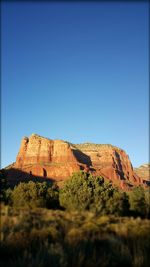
[106,190,129,216]
[11,181,59,209]
[128,186,147,217]
[59,172,129,215]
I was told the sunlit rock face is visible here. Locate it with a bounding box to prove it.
[16,134,77,167]
[7,134,145,189]
[15,134,82,181]
[134,164,150,183]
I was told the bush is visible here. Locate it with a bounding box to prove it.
[59,172,129,215]
[0,208,150,267]
[11,181,59,209]
[106,190,129,216]
[128,186,147,217]
[59,172,93,211]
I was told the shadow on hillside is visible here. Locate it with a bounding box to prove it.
[5,168,57,188]
[72,149,92,166]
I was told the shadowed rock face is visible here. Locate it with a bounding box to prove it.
[6,134,146,189]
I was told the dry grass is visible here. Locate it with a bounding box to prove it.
[0,205,150,267]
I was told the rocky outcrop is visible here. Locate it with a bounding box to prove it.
[134,164,150,185]
[6,134,145,189]
[74,143,142,188]
[16,134,77,167]
[15,134,85,181]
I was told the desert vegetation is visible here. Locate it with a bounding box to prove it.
[1,207,150,267]
[0,170,150,267]
[59,172,130,215]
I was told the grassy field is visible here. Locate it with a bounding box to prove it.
[0,205,150,267]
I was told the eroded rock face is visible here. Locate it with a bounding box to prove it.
[134,164,150,184]
[7,134,144,189]
[16,134,77,167]
[75,144,142,188]
[15,134,82,180]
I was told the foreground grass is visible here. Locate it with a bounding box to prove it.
[0,205,150,267]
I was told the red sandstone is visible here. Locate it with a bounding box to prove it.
[7,134,145,189]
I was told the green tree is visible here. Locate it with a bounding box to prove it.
[106,190,129,216]
[46,186,60,209]
[11,181,59,209]
[59,172,93,211]
[59,172,129,215]
[129,186,147,217]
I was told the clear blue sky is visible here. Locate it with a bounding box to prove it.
[1,1,149,168]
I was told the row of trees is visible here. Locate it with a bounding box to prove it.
[1,170,149,217]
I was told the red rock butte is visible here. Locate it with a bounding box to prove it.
[7,134,145,189]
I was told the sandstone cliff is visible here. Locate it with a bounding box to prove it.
[134,164,150,184]
[15,134,83,180]
[74,143,142,188]
[6,134,146,189]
